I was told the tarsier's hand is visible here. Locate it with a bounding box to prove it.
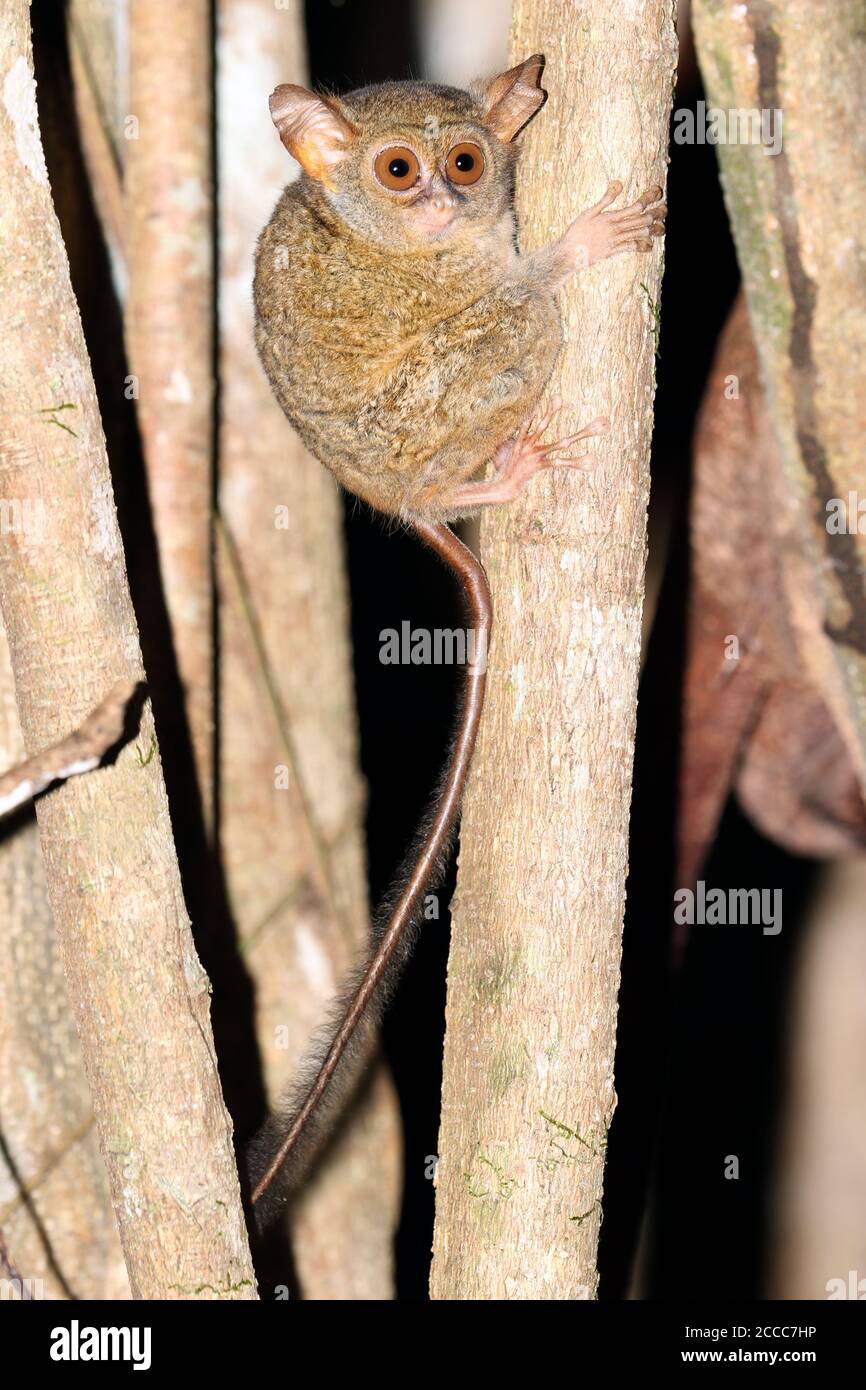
[563,181,666,269]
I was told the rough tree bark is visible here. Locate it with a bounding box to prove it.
[692,0,866,793]
[1,11,129,1298]
[67,0,126,267]
[125,0,214,829]
[215,0,401,1297]
[0,628,129,1299]
[0,1,255,1298]
[430,1,676,1300]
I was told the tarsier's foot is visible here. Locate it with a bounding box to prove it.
[563,181,666,269]
[493,396,608,486]
[447,396,608,510]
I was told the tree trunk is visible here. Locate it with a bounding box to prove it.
[692,0,866,793]
[126,0,215,831]
[0,0,254,1299]
[0,624,130,1300]
[430,0,676,1300]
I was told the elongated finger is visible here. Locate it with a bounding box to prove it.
[588,179,623,215]
[559,416,609,444]
[637,185,663,208]
[529,393,563,438]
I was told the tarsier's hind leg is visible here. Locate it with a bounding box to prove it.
[441,396,608,513]
[356,276,563,520]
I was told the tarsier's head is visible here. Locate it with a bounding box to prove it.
[269,55,547,252]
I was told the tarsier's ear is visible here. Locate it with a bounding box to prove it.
[479,54,547,142]
[269,84,357,185]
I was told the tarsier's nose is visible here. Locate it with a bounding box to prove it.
[430,188,456,211]
[411,174,458,235]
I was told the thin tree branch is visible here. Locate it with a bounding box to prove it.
[0,680,134,819]
[126,0,215,833]
[67,10,125,264]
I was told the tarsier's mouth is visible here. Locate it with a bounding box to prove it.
[412,205,457,236]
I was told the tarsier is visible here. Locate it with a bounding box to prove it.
[248,54,665,1229]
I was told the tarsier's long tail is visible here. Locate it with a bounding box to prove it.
[246,521,492,1233]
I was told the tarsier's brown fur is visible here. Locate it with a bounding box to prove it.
[247,56,664,1226]
[254,56,665,522]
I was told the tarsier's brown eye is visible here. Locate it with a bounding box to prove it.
[374,145,421,190]
[445,142,485,186]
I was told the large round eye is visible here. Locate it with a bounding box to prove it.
[374,145,421,191]
[445,142,485,186]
